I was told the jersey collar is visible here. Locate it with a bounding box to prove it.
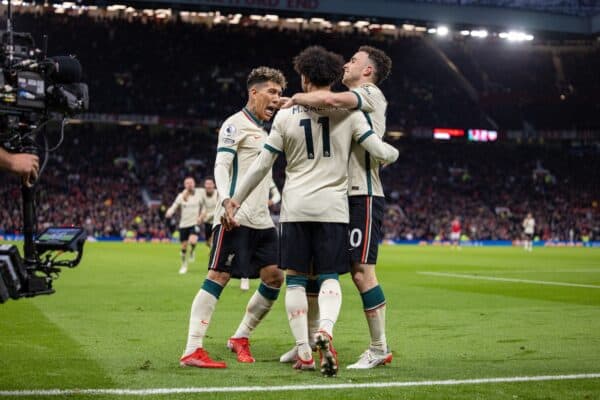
[242,107,264,128]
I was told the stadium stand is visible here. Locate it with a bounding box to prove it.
[1,9,598,242]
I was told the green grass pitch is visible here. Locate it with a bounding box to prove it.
[1,243,599,399]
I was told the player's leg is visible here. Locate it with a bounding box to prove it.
[280,222,315,370]
[279,277,319,363]
[180,224,234,368]
[229,265,282,362]
[179,227,190,274]
[205,223,213,248]
[188,229,199,262]
[229,225,282,362]
[347,196,392,369]
[285,271,315,370]
[311,223,349,376]
[180,269,230,368]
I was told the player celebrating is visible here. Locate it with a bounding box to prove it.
[198,176,218,248]
[279,46,394,369]
[165,177,202,274]
[522,213,535,252]
[179,67,287,369]
[224,46,399,376]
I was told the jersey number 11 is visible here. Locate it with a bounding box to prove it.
[299,117,330,159]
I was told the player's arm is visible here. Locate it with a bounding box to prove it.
[284,90,359,110]
[352,113,398,164]
[165,194,182,218]
[232,147,279,207]
[214,121,242,204]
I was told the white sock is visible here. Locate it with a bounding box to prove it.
[183,289,218,356]
[232,291,274,338]
[318,279,342,338]
[307,294,319,347]
[366,305,387,353]
[286,286,311,361]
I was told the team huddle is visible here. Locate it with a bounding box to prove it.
[171,45,399,376]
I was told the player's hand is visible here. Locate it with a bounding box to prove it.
[221,198,240,231]
[278,96,295,109]
[9,153,39,184]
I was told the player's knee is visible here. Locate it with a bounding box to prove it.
[207,270,230,286]
[261,266,283,288]
[351,264,377,291]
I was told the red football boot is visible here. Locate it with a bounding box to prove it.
[180,348,227,368]
[227,337,255,363]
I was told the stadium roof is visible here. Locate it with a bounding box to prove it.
[86,0,600,34]
[410,1,600,17]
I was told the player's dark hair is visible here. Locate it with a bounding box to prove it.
[293,46,344,87]
[358,45,392,84]
[246,66,287,90]
[204,176,215,183]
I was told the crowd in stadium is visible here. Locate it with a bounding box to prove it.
[1,127,597,242]
[14,11,600,130]
[0,10,598,243]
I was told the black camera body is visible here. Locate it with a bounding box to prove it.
[0,6,89,303]
[0,228,87,303]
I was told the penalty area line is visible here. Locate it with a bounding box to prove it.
[419,271,600,289]
[1,373,600,396]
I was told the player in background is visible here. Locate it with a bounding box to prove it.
[279,45,394,369]
[240,178,280,291]
[450,216,462,250]
[179,67,287,369]
[522,213,535,252]
[165,177,202,274]
[198,176,218,248]
[223,46,399,376]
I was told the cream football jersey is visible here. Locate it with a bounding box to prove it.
[348,83,388,197]
[213,107,274,229]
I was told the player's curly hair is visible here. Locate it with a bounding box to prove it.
[358,45,392,84]
[293,46,344,87]
[246,66,287,90]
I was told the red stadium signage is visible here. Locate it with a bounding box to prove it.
[433,128,464,140]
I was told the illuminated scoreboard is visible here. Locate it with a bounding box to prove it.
[431,127,499,142]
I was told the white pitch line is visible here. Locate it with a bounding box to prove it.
[1,373,600,396]
[419,271,600,289]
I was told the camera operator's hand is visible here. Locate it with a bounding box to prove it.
[0,148,39,183]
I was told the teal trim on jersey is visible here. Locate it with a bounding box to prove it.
[351,89,362,110]
[229,154,238,197]
[365,150,373,195]
[217,147,236,155]
[317,273,339,287]
[242,107,264,128]
[361,110,373,128]
[306,278,319,295]
[264,144,283,155]
[258,282,281,300]
[361,285,386,311]
[361,110,374,196]
[286,275,308,288]
[202,279,224,299]
[358,130,374,144]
